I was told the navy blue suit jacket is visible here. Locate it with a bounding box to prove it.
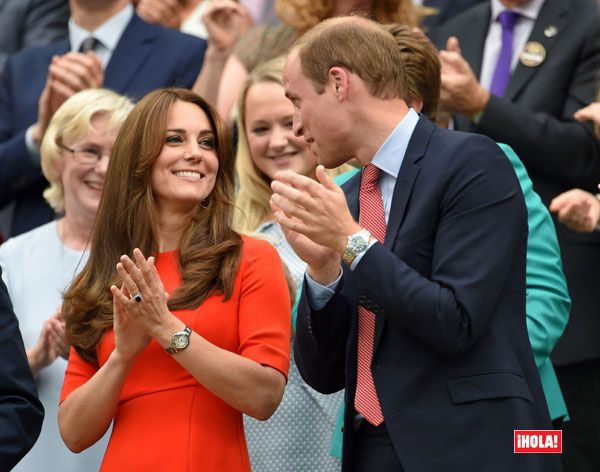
[294,117,560,471]
[0,269,43,471]
[0,14,206,236]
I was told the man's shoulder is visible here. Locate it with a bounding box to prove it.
[563,0,600,33]
[1,39,62,87]
[129,14,206,50]
[428,1,489,43]
[426,128,508,171]
[7,39,65,65]
[0,221,56,260]
[429,126,497,151]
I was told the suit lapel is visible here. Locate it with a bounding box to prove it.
[504,0,569,101]
[456,4,491,80]
[373,117,432,351]
[52,39,70,56]
[383,117,431,249]
[344,174,360,221]
[104,14,156,94]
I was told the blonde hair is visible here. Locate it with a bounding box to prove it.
[275,0,428,33]
[235,56,352,233]
[40,89,134,213]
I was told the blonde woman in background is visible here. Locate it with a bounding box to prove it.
[235,56,351,471]
[0,89,133,472]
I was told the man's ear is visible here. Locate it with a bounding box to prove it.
[328,67,349,101]
[409,98,424,113]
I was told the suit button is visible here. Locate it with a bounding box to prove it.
[358,295,366,304]
[379,309,386,318]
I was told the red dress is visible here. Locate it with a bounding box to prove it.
[60,237,291,471]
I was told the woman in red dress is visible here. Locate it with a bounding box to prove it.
[58,88,290,471]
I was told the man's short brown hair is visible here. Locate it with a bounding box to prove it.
[294,17,407,100]
[385,24,441,122]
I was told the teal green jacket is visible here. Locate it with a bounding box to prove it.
[329,143,570,458]
[499,143,570,421]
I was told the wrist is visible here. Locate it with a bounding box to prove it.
[307,257,341,286]
[469,87,490,119]
[26,346,43,374]
[206,45,232,61]
[31,123,43,147]
[342,228,373,266]
[108,349,138,369]
[151,315,186,350]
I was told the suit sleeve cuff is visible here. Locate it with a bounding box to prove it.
[349,240,377,270]
[304,268,343,310]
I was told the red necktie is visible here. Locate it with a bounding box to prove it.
[354,164,386,425]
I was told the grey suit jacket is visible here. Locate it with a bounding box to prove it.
[0,0,69,73]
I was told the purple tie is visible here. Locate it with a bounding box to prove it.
[490,10,520,97]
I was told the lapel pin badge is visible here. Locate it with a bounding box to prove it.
[520,41,546,67]
[544,25,558,37]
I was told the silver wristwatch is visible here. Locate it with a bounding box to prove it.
[166,326,192,354]
[342,229,372,266]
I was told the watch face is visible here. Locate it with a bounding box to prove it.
[173,333,189,349]
[349,235,368,253]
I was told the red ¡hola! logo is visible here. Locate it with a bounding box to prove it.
[514,430,562,453]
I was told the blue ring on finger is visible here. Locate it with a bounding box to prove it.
[132,292,143,303]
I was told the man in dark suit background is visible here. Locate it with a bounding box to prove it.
[0,0,207,238]
[0,0,69,74]
[271,16,559,471]
[430,1,600,468]
[0,271,44,472]
[421,0,486,29]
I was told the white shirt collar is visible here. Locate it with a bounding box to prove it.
[490,0,545,23]
[69,3,134,53]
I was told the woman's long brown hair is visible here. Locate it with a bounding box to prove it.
[63,88,242,363]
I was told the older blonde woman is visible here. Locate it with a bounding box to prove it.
[0,88,133,472]
[235,56,349,471]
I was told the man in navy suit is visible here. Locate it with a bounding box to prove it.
[0,270,44,472]
[271,17,559,471]
[0,0,206,237]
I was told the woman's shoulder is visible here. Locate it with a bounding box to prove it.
[241,234,278,254]
[0,221,58,258]
[239,234,281,266]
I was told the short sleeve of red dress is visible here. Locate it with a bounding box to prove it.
[59,346,98,403]
[237,237,291,378]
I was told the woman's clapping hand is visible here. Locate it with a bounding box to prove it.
[111,248,171,361]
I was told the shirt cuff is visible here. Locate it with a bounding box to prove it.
[304,268,343,311]
[349,240,377,270]
[25,125,42,166]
